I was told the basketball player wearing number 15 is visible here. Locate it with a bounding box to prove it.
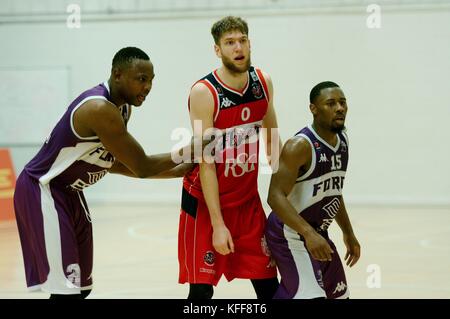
[178,16,281,299]
[265,82,361,299]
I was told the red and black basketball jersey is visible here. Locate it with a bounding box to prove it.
[183,66,269,208]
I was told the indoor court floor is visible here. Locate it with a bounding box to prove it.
[1,203,449,299]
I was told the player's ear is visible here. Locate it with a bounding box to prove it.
[214,44,221,58]
[309,103,317,115]
[111,66,122,82]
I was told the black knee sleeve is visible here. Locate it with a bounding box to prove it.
[50,293,81,299]
[251,277,279,299]
[188,284,214,299]
[80,289,91,299]
[50,289,91,299]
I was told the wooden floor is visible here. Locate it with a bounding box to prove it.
[1,204,449,299]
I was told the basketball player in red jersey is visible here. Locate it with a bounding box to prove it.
[178,16,281,299]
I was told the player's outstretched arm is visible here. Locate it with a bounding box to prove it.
[335,197,361,267]
[109,161,195,178]
[267,137,333,262]
[73,99,190,178]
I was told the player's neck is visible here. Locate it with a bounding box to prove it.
[217,67,248,91]
[108,79,126,107]
[312,123,338,147]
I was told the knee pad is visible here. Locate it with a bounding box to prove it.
[188,284,214,299]
[50,289,92,299]
[50,293,82,299]
[80,289,92,299]
[251,277,279,299]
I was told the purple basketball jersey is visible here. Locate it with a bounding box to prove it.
[14,81,130,294]
[287,125,349,234]
[24,81,130,190]
[265,125,350,299]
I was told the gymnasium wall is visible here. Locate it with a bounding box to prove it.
[1,3,449,206]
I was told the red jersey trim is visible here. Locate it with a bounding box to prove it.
[255,68,270,102]
[193,79,219,121]
[213,69,249,96]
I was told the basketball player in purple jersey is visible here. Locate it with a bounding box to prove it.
[265,82,360,299]
[13,47,195,299]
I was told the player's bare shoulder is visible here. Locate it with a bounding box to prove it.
[74,99,125,137]
[189,82,215,117]
[72,99,119,123]
[284,135,311,155]
[84,99,118,114]
[281,135,312,167]
[258,69,272,84]
[190,82,214,103]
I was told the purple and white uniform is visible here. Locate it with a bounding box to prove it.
[266,125,350,299]
[13,81,129,294]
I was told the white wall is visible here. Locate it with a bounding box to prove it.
[2,7,449,206]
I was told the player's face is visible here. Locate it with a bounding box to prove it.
[215,31,251,74]
[119,59,154,107]
[311,87,347,132]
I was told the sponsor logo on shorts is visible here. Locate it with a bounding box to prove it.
[204,251,215,266]
[333,281,347,294]
[316,270,324,288]
[66,263,81,288]
[199,267,216,275]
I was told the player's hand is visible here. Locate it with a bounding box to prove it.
[212,224,235,255]
[183,134,219,163]
[303,231,334,262]
[267,257,277,268]
[343,233,360,267]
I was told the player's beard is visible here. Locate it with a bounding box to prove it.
[222,55,251,75]
[331,123,345,133]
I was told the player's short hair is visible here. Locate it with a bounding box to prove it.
[112,47,150,69]
[310,81,340,104]
[211,16,249,45]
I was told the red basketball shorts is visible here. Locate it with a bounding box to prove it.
[178,188,277,286]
